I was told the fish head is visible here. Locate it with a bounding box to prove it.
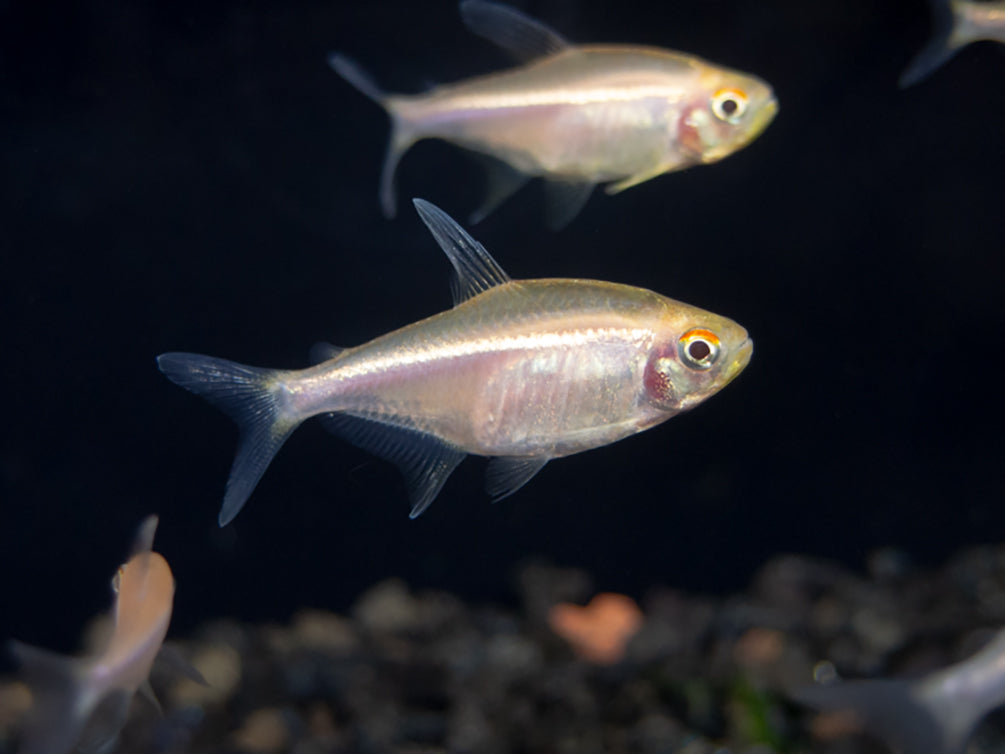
[677,67,777,165]
[643,306,752,414]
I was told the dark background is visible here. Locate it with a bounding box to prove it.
[2,0,1003,658]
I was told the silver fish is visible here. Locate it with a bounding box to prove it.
[901,0,1005,86]
[158,200,752,525]
[330,0,778,227]
[793,628,1005,754]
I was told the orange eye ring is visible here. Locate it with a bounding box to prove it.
[712,88,749,124]
[678,328,721,370]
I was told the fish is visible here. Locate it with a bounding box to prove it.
[900,0,1005,86]
[792,628,1005,754]
[329,0,778,228]
[9,516,177,754]
[158,199,752,526]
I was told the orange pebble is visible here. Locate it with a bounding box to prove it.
[548,592,644,665]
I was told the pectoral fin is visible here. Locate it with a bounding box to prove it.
[604,163,675,195]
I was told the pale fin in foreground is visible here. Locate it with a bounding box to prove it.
[791,679,965,754]
[328,53,417,218]
[8,640,91,754]
[486,457,549,501]
[129,514,158,558]
[543,179,595,230]
[157,353,300,526]
[412,198,511,305]
[321,412,467,518]
[468,155,531,225]
[460,0,571,62]
[899,0,961,87]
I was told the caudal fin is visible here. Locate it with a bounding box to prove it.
[157,353,300,526]
[9,641,93,754]
[792,677,974,754]
[900,0,962,87]
[328,53,417,219]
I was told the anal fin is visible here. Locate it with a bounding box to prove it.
[486,456,549,501]
[543,179,595,230]
[322,412,466,517]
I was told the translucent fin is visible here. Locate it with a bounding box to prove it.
[469,155,531,225]
[792,679,967,754]
[899,0,961,87]
[328,53,416,218]
[412,198,511,305]
[309,342,345,365]
[605,163,673,195]
[321,412,466,518]
[154,643,208,686]
[137,680,161,713]
[460,0,571,62]
[486,457,549,501]
[543,179,595,230]
[157,353,301,526]
[130,515,158,558]
[75,689,131,754]
[8,640,91,754]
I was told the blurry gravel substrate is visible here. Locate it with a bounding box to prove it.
[6,546,1005,754]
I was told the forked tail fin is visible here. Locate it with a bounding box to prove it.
[157,353,301,525]
[328,53,417,218]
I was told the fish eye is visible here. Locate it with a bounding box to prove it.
[712,88,748,124]
[678,329,721,370]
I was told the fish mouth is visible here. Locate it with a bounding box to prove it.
[751,97,779,140]
[723,338,753,385]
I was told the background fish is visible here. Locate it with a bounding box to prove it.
[901,0,1005,86]
[330,0,777,227]
[158,200,751,525]
[792,629,1005,754]
[9,517,176,754]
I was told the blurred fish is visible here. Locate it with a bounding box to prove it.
[793,629,1005,754]
[329,0,778,228]
[901,0,1005,86]
[10,516,176,754]
[158,199,752,525]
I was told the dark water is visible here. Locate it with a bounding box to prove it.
[2,0,1003,659]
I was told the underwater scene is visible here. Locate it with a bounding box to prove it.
[2,0,1005,751]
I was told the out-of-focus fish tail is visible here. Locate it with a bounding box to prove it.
[792,677,975,754]
[327,53,417,218]
[9,641,94,754]
[157,353,301,526]
[900,0,964,87]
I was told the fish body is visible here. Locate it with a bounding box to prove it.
[901,0,1005,86]
[793,629,1005,754]
[330,1,777,226]
[158,200,751,525]
[10,516,174,754]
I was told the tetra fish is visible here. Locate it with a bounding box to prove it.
[330,0,778,227]
[9,517,177,754]
[158,200,752,526]
[793,628,1005,754]
[901,0,1005,86]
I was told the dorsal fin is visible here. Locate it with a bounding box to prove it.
[412,198,511,305]
[460,1,571,62]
